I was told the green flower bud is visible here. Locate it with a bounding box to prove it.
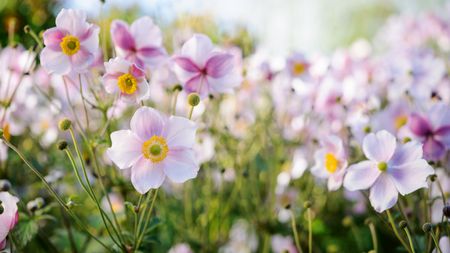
[172,84,183,92]
[187,93,200,107]
[342,216,353,227]
[398,220,407,229]
[58,118,72,131]
[303,200,312,209]
[422,223,432,232]
[57,140,68,150]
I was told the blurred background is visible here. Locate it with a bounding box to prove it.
[1,0,448,57]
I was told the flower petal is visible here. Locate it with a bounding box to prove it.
[164,116,197,148]
[40,48,71,75]
[369,174,398,213]
[43,28,67,51]
[130,107,165,141]
[110,20,135,51]
[106,130,142,169]
[163,148,199,183]
[71,48,94,73]
[389,141,423,166]
[205,53,234,78]
[362,130,396,162]
[130,16,163,49]
[55,9,89,37]
[429,103,450,130]
[423,137,446,161]
[181,34,214,67]
[343,160,380,191]
[104,57,131,74]
[80,25,100,53]
[173,56,201,72]
[390,159,434,195]
[131,157,165,194]
[409,113,433,136]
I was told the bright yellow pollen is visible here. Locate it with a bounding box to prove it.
[60,35,80,56]
[142,135,169,163]
[324,153,339,173]
[3,123,10,141]
[117,73,138,95]
[394,115,408,129]
[292,62,306,76]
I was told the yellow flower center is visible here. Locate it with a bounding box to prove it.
[378,162,387,172]
[142,135,169,163]
[117,73,138,95]
[292,62,306,76]
[60,35,80,56]
[2,123,10,141]
[324,153,339,173]
[394,115,408,130]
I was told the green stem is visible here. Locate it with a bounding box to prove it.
[135,189,159,251]
[386,209,412,253]
[430,229,442,253]
[307,208,312,253]
[403,227,416,253]
[368,222,378,253]
[290,211,304,253]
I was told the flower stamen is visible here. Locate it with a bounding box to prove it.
[60,35,80,56]
[325,153,339,173]
[118,73,138,95]
[142,135,168,163]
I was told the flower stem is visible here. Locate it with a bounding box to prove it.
[307,208,313,253]
[135,189,159,251]
[386,209,412,253]
[290,211,304,253]
[368,222,378,253]
[402,227,416,253]
[429,229,442,253]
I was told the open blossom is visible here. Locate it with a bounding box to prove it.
[311,135,348,191]
[0,192,19,250]
[344,130,434,212]
[103,57,149,103]
[40,9,99,75]
[173,34,242,97]
[271,235,297,253]
[107,107,199,194]
[110,17,166,71]
[408,103,450,161]
[286,52,310,79]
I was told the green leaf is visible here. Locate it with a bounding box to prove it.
[12,218,39,249]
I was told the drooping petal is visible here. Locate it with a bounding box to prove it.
[130,16,163,49]
[130,64,145,78]
[163,148,199,183]
[369,174,398,213]
[131,157,165,194]
[390,159,434,195]
[130,107,165,141]
[55,9,89,37]
[106,130,142,169]
[180,34,214,67]
[164,116,197,148]
[40,48,71,75]
[423,137,446,161]
[343,160,380,191]
[205,53,234,78]
[184,74,207,95]
[110,20,135,51]
[409,113,433,136]
[362,130,396,162]
[389,141,423,166]
[42,27,67,51]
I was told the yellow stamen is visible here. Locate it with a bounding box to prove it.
[117,73,138,95]
[142,135,169,163]
[292,62,306,76]
[60,35,80,56]
[324,153,339,173]
[3,123,10,141]
[394,115,408,130]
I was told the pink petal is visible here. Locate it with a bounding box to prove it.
[389,141,423,166]
[343,160,380,191]
[185,74,208,96]
[131,157,165,194]
[130,64,145,78]
[409,113,433,136]
[103,74,120,94]
[206,73,242,94]
[130,107,165,141]
[40,48,71,75]
[70,48,94,73]
[429,103,450,130]
[104,57,131,75]
[106,130,142,169]
[55,9,89,37]
[423,137,446,161]
[180,34,214,67]
[390,159,434,195]
[173,56,201,72]
[163,148,198,183]
[328,169,345,191]
[362,130,397,162]
[205,53,234,78]
[79,25,100,53]
[163,116,197,148]
[43,27,67,51]
[369,174,398,212]
[130,16,163,49]
[110,20,135,51]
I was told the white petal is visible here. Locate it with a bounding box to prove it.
[130,107,166,141]
[369,174,398,213]
[363,130,397,162]
[390,159,434,195]
[389,141,423,166]
[40,48,71,75]
[80,25,100,53]
[55,9,89,37]
[181,34,214,67]
[131,157,165,194]
[130,16,163,49]
[343,160,380,191]
[164,116,197,148]
[106,130,142,169]
[163,148,199,183]
[104,57,131,74]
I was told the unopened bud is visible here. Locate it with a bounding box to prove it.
[27,197,45,212]
[364,126,371,133]
[57,140,68,150]
[187,93,200,107]
[422,223,432,232]
[443,205,450,218]
[398,220,407,229]
[58,118,72,131]
[0,180,11,191]
[402,137,412,143]
[23,25,31,34]
[303,201,312,209]
[429,174,437,182]
[172,84,182,92]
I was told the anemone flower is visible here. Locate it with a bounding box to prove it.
[344,130,434,212]
[107,107,199,194]
[40,9,99,75]
[0,192,19,250]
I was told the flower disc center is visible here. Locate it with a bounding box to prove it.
[325,153,339,173]
[117,73,138,95]
[142,136,168,163]
[60,35,80,56]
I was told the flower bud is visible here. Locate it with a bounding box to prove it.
[342,216,353,227]
[187,93,200,107]
[364,126,371,133]
[58,118,72,131]
[422,223,432,232]
[0,128,3,137]
[303,200,312,209]
[172,84,183,92]
[443,204,450,218]
[398,220,407,229]
[429,174,437,182]
[364,218,373,225]
[27,197,45,212]
[23,25,31,34]
[0,179,11,191]
[57,140,68,150]
[402,137,412,143]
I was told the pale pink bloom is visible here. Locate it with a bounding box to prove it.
[103,57,149,103]
[311,135,348,191]
[101,193,124,214]
[344,130,434,212]
[40,9,99,75]
[271,235,298,253]
[173,34,242,97]
[110,17,166,71]
[0,192,19,249]
[168,243,193,253]
[433,236,449,253]
[107,107,198,194]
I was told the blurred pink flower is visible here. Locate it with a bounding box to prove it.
[110,17,166,71]
[40,9,99,75]
[173,34,242,97]
[103,57,149,103]
[344,130,434,212]
[271,235,297,253]
[0,192,19,250]
[107,107,198,194]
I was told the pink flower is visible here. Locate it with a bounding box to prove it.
[344,130,434,212]
[271,235,298,253]
[110,17,166,71]
[103,57,149,103]
[107,107,199,194]
[311,135,348,191]
[40,9,99,75]
[0,192,19,250]
[173,34,242,97]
